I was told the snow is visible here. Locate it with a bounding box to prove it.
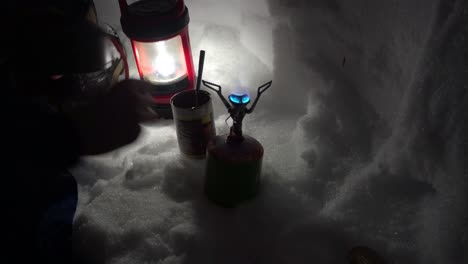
[73,0,468,263]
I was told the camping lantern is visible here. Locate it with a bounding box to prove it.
[119,0,195,118]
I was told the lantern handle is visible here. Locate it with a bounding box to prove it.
[246,80,272,114]
[202,80,232,110]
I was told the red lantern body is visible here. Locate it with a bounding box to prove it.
[119,0,195,118]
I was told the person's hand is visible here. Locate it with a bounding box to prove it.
[67,79,159,155]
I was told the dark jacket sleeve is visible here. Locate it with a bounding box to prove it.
[5,97,80,263]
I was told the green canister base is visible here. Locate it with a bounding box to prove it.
[205,134,264,207]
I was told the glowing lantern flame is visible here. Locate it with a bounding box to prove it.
[154,42,176,77]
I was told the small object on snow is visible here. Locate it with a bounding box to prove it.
[202,78,272,207]
[348,246,387,264]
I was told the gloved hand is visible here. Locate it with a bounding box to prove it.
[67,79,159,155]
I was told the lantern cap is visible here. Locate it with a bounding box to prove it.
[120,0,190,41]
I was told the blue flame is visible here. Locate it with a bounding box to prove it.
[229,93,250,104]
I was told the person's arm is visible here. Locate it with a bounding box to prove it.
[66,79,158,156]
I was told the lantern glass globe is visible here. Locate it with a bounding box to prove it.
[133,35,188,84]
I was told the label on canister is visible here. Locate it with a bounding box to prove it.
[174,112,216,158]
[171,90,216,158]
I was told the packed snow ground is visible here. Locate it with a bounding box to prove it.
[72,0,468,263]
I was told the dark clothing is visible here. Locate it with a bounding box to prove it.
[2,2,129,262]
[4,63,81,263]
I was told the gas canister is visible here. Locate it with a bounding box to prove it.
[202,80,272,207]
